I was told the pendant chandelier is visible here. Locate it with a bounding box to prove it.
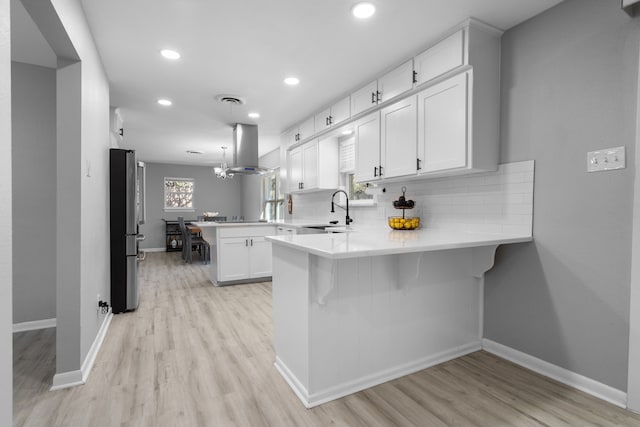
[213,146,234,179]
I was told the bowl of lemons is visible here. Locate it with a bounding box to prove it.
[388,216,420,230]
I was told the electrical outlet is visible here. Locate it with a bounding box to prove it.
[587,146,626,172]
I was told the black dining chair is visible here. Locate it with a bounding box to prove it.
[177,216,210,264]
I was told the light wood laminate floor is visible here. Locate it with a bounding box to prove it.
[13,252,640,426]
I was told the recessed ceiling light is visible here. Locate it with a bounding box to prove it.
[160,49,181,60]
[284,77,300,86]
[157,99,172,106]
[186,150,204,155]
[352,2,375,19]
[248,112,260,119]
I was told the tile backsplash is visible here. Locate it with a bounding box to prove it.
[290,160,534,236]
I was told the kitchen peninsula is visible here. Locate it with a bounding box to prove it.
[267,227,533,408]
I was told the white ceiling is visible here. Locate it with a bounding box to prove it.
[17,0,564,167]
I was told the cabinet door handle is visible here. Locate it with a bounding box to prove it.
[325,117,329,126]
[417,158,421,170]
[245,239,248,247]
[379,165,383,176]
[413,70,418,84]
[376,90,381,103]
[371,92,376,104]
[328,115,333,125]
[301,182,304,189]
[251,239,253,247]
[374,166,378,177]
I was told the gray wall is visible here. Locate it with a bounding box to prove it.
[485,0,638,391]
[140,162,244,249]
[20,0,112,379]
[0,0,12,421]
[11,61,56,324]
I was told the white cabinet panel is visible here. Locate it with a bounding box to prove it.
[381,96,417,179]
[331,96,351,126]
[378,60,414,103]
[302,142,318,190]
[314,96,351,133]
[249,237,272,278]
[354,112,381,182]
[288,139,338,193]
[315,108,332,133]
[418,72,468,174]
[414,29,465,86]
[351,80,378,116]
[219,238,250,282]
[289,147,303,192]
[298,117,315,142]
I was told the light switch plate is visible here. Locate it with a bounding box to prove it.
[587,146,626,173]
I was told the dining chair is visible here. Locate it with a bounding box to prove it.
[177,216,210,264]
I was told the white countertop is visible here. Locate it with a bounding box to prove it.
[192,220,335,229]
[266,227,532,259]
[192,221,276,228]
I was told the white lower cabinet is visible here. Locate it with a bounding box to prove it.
[218,237,251,282]
[212,226,275,284]
[218,236,273,282]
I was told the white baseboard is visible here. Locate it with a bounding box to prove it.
[482,339,627,408]
[13,318,56,333]
[141,247,165,253]
[51,312,113,391]
[276,341,481,408]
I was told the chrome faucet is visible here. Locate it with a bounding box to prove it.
[331,190,353,225]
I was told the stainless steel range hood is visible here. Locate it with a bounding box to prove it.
[226,123,271,175]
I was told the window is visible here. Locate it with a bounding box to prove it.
[348,173,373,201]
[164,177,195,210]
[339,137,374,205]
[261,169,284,221]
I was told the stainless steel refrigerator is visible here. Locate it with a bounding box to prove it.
[110,149,145,313]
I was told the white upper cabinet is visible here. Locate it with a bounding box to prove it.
[351,80,379,117]
[302,142,319,190]
[381,96,417,179]
[284,18,501,184]
[287,117,316,146]
[354,97,417,183]
[288,146,303,192]
[378,60,414,103]
[417,72,468,174]
[414,29,465,86]
[354,112,381,183]
[315,96,351,132]
[288,138,339,193]
[351,60,415,117]
[297,117,315,143]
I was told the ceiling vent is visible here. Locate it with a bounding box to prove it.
[215,94,246,106]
